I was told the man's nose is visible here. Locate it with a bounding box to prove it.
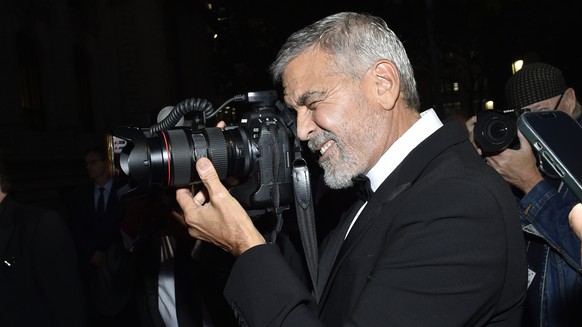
[295,109,315,141]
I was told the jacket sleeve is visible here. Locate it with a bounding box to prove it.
[519,179,581,270]
[224,243,323,327]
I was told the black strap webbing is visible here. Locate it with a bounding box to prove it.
[276,100,319,296]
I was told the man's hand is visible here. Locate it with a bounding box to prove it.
[569,203,582,241]
[485,131,543,193]
[465,115,482,155]
[175,157,266,256]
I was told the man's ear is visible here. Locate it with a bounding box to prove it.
[562,87,577,116]
[371,60,400,110]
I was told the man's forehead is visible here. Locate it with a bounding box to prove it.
[524,96,557,111]
[284,88,327,107]
[282,71,318,106]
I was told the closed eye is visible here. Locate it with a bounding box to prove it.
[297,91,326,111]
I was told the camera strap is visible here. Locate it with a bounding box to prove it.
[276,101,319,296]
[292,158,319,296]
[266,123,285,244]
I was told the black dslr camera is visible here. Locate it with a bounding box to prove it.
[473,109,524,155]
[106,90,295,215]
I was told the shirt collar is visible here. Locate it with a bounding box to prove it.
[96,178,113,193]
[367,108,443,191]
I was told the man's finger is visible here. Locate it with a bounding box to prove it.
[192,188,208,206]
[516,131,531,152]
[176,188,195,208]
[196,157,225,196]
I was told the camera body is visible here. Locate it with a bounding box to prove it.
[473,109,521,155]
[107,91,294,212]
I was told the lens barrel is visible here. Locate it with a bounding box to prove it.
[474,110,517,155]
[107,126,253,191]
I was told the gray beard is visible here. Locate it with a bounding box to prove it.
[319,158,356,189]
[309,130,364,190]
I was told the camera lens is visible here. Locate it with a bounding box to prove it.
[486,120,511,142]
[151,128,231,187]
[107,126,254,191]
[474,110,517,155]
[105,90,295,211]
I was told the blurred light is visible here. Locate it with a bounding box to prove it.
[512,60,524,74]
[207,2,212,10]
[485,100,494,110]
[453,82,459,92]
[213,33,218,39]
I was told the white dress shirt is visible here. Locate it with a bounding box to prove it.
[345,109,443,237]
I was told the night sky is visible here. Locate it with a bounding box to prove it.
[201,0,582,111]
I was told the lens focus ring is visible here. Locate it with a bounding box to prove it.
[166,129,192,186]
[204,128,228,179]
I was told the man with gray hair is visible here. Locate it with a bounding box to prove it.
[176,12,527,326]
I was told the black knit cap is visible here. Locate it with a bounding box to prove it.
[504,63,567,109]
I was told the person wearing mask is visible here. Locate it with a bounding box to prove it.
[0,153,89,326]
[174,12,527,326]
[467,62,582,326]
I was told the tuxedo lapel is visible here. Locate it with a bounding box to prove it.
[316,198,365,302]
[317,120,468,307]
[318,177,410,306]
[336,121,468,263]
[340,181,411,254]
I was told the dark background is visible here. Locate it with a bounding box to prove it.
[1,0,580,213]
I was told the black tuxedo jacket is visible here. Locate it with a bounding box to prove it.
[224,121,528,326]
[0,196,88,326]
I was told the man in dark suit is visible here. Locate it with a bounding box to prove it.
[0,153,88,326]
[69,146,126,325]
[174,12,528,326]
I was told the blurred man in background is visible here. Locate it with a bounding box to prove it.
[69,146,126,326]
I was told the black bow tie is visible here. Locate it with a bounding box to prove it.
[352,174,373,201]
